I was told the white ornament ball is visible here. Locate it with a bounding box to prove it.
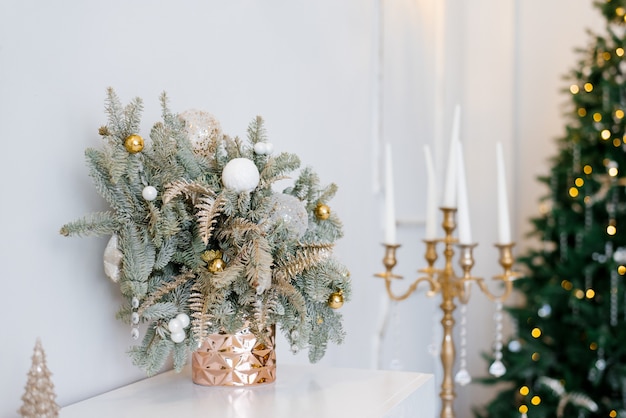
[131,328,140,340]
[168,318,183,333]
[614,247,626,263]
[178,109,222,156]
[131,312,140,325]
[537,303,552,318]
[254,142,274,155]
[131,297,139,309]
[222,158,260,192]
[254,142,268,155]
[171,331,186,343]
[142,185,158,201]
[508,340,522,352]
[176,313,190,328]
[266,193,309,239]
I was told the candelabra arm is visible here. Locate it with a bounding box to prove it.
[384,275,439,302]
[375,242,440,301]
[473,243,522,302]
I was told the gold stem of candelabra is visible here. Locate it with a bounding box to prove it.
[375,207,519,418]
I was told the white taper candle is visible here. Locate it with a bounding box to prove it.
[384,143,397,244]
[443,105,461,208]
[424,145,438,240]
[456,141,472,244]
[496,142,511,244]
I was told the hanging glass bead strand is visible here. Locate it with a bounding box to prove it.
[454,303,471,386]
[489,301,506,377]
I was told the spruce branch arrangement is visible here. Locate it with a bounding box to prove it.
[61,88,351,375]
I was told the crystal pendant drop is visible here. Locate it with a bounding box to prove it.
[454,368,472,386]
[489,360,506,377]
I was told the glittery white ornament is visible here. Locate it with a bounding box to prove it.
[266,193,308,239]
[142,185,157,201]
[131,328,139,340]
[131,312,140,325]
[103,234,123,283]
[222,158,260,192]
[178,109,222,156]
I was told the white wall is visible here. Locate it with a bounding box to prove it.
[0,0,607,417]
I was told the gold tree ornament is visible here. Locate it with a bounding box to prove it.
[328,291,344,309]
[124,134,144,153]
[19,339,60,418]
[208,257,225,273]
[314,202,331,220]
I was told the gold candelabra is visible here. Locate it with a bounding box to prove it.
[375,207,520,418]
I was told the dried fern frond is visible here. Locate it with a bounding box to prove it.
[274,243,334,282]
[188,280,212,344]
[162,179,215,205]
[195,193,226,245]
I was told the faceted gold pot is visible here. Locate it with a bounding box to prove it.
[191,325,276,386]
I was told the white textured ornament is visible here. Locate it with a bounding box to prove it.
[266,193,309,239]
[454,369,472,386]
[176,313,190,328]
[103,234,123,283]
[131,328,139,340]
[131,297,139,309]
[131,312,140,325]
[178,109,222,155]
[222,158,260,192]
[142,185,158,201]
[171,330,185,343]
[489,360,506,377]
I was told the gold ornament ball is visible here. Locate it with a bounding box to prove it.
[314,203,331,220]
[328,291,344,309]
[208,258,225,273]
[124,134,144,153]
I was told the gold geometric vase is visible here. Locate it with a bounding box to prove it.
[191,325,276,386]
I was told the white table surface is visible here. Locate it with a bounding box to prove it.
[61,363,435,418]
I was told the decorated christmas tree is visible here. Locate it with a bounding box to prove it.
[18,339,60,418]
[477,2,626,417]
[61,89,351,375]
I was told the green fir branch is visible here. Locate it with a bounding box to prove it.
[59,211,118,237]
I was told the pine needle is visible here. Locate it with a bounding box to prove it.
[137,271,195,316]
